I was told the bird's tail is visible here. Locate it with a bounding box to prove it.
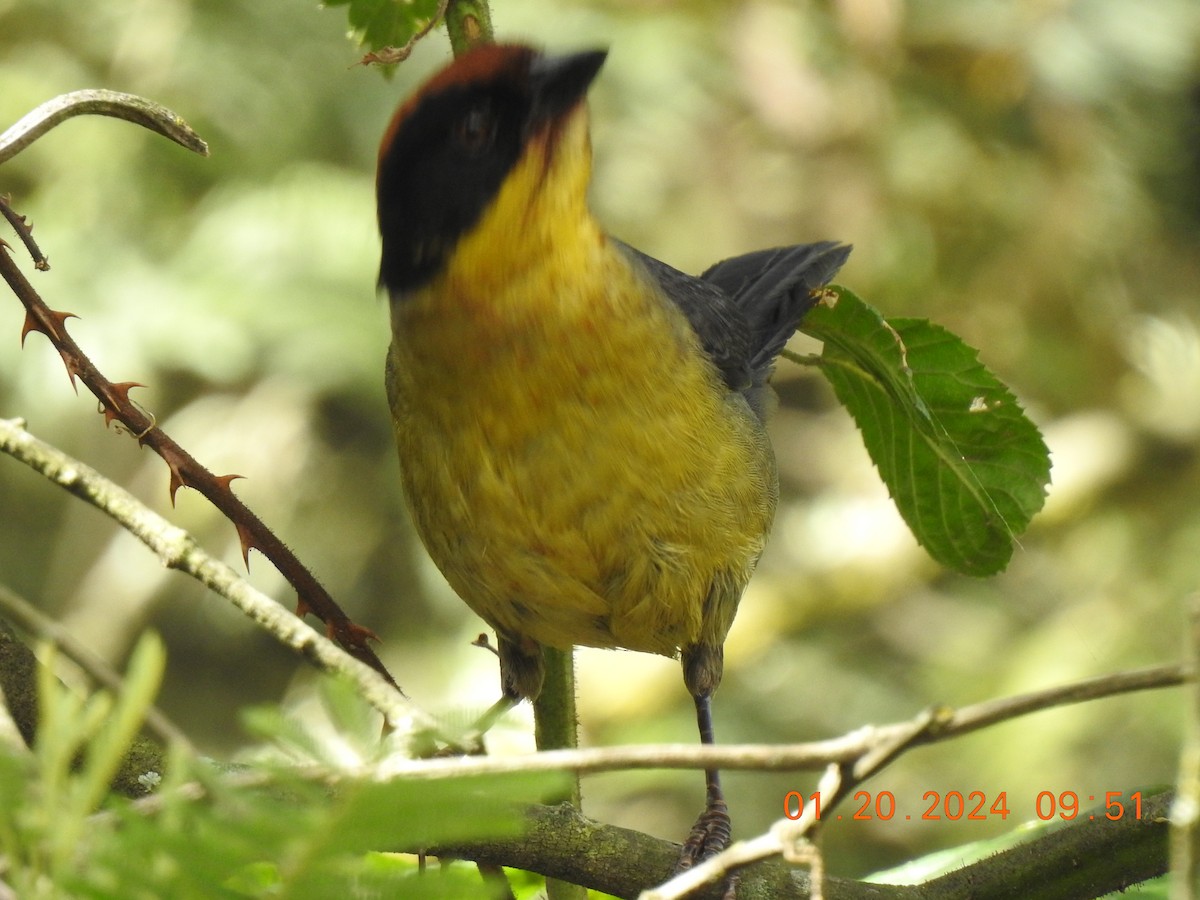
[700,241,851,379]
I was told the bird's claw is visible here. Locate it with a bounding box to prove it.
[676,797,732,872]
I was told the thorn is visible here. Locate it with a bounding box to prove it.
[107,385,157,443]
[44,308,77,340]
[22,308,77,346]
[167,462,187,506]
[20,312,38,346]
[341,620,382,646]
[214,473,245,494]
[295,597,312,619]
[59,351,80,391]
[101,383,145,430]
[110,381,145,405]
[235,522,255,568]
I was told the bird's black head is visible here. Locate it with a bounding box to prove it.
[376,43,607,295]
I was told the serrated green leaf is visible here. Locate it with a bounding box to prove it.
[324,0,443,53]
[801,285,1050,575]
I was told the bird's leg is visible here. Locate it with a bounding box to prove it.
[677,641,736,889]
[464,634,543,748]
[677,691,733,870]
[498,632,546,701]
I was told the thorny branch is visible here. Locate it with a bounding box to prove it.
[0,417,414,729]
[0,93,400,691]
[0,200,47,270]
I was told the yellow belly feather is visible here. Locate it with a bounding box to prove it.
[388,236,775,658]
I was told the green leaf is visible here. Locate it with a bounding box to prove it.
[78,757,564,899]
[801,285,1050,576]
[323,0,443,53]
[72,631,166,814]
[866,820,1041,883]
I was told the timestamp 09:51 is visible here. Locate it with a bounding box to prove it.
[783,790,1146,823]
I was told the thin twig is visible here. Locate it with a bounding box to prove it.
[0,195,48,269]
[357,662,1186,781]
[0,90,208,164]
[935,664,1187,736]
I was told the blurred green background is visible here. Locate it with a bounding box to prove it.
[1,0,1198,881]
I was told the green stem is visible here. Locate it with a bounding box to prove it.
[533,647,580,796]
[533,646,585,900]
[445,0,494,55]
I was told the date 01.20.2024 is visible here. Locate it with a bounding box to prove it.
[782,790,1145,823]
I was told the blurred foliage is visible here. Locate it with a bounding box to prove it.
[1,0,1198,885]
[0,642,563,898]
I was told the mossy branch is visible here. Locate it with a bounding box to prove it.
[434,792,1170,899]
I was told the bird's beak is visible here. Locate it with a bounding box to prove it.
[528,48,608,127]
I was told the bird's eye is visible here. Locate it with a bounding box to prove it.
[453,103,497,157]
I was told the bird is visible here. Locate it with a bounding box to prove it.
[375,42,850,870]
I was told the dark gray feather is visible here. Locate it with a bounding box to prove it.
[700,242,852,378]
[616,240,851,420]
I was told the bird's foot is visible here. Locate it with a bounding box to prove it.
[677,797,731,870]
[675,798,737,896]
